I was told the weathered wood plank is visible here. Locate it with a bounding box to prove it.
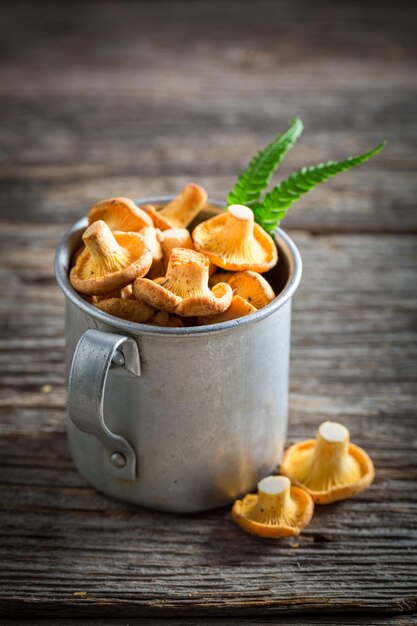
[0,230,416,617]
[2,618,417,626]
[0,1,416,232]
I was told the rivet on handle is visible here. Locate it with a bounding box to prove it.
[111,452,127,468]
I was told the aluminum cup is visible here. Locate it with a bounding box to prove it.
[55,197,302,512]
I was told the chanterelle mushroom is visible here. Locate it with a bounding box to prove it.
[158,227,194,270]
[197,295,256,326]
[95,298,154,324]
[70,220,153,295]
[88,197,153,231]
[142,183,207,230]
[232,475,314,538]
[132,247,233,317]
[228,271,275,309]
[281,421,375,504]
[91,284,135,303]
[139,226,164,278]
[192,204,278,272]
[140,226,163,262]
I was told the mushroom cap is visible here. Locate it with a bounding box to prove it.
[132,277,181,313]
[133,247,233,317]
[141,183,207,230]
[197,295,256,326]
[281,421,375,504]
[141,204,174,231]
[70,220,153,295]
[175,282,232,317]
[192,204,278,272]
[91,284,135,303]
[94,298,154,323]
[232,475,314,538]
[160,183,207,228]
[88,197,153,231]
[228,271,275,309]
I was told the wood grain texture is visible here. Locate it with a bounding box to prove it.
[0,0,416,233]
[2,618,417,626]
[0,0,416,621]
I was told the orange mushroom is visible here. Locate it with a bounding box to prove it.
[133,247,232,317]
[142,183,207,230]
[232,475,314,538]
[197,295,256,325]
[158,227,194,270]
[281,421,375,504]
[91,284,136,303]
[192,204,278,272]
[70,220,153,295]
[88,197,153,231]
[94,298,154,323]
[228,271,275,309]
[139,226,164,278]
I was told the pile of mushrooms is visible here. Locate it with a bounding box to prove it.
[232,420,375,538]
[69,197,375,539]
[69,184,278,327]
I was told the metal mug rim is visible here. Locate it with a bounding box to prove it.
[55,196,302,336]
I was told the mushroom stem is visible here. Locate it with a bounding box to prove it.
[222,204,255,243]
[305,421,361,490]
[315,421,350,461]
[257,476,296,521]
[83,220,130,274]
[160,183,207,228]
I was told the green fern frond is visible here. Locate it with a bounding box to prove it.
[227,117,304,208]
[256,142,386,232]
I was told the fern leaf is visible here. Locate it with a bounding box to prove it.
[256,142,386,231]
[227,117,304,207]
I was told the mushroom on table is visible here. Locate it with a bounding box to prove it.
[281,421,375,504]
[232,475,314,538]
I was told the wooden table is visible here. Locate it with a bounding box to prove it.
[1,1,416,622]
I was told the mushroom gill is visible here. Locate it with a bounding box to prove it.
[70,220,152,295]
[232,475,314,538]
[192,204,278,272]
[281,421,375,504]
[133,247,232,316]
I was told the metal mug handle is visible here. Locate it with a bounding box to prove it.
[68,328,140,480]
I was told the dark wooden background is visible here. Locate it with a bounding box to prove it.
[0,1,416,623]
